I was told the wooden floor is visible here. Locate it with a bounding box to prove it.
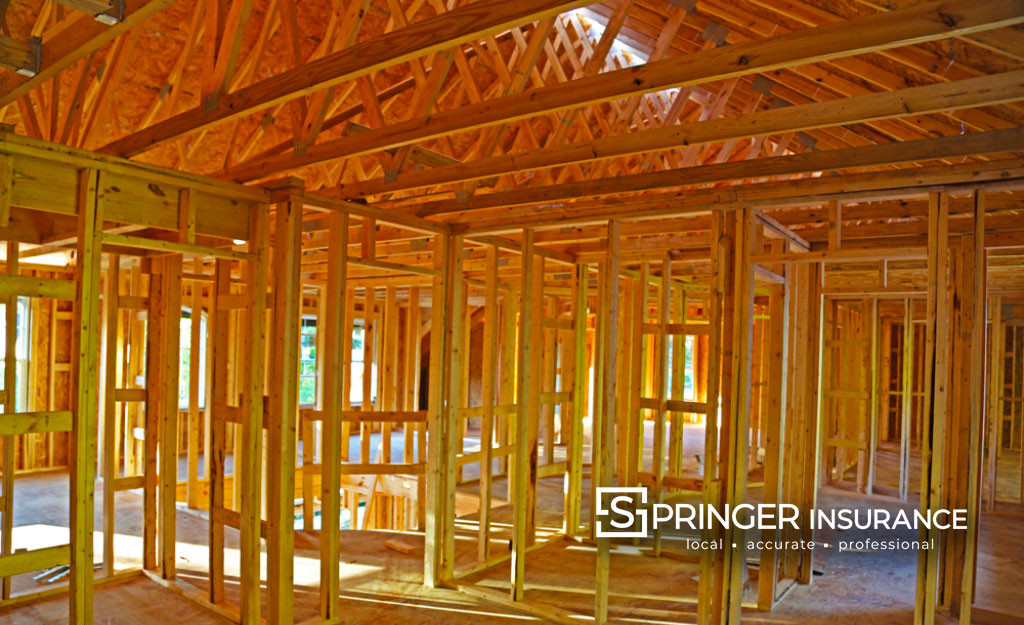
[0,577,234,625]
[1,465,1019,625]
[975,507,1024,615]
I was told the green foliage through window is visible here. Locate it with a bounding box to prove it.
[300,317,318,406]
[0,297,31,413]
[179,310,207,410]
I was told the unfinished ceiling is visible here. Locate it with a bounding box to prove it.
[0,0,1022,290]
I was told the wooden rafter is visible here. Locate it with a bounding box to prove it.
[338,71,1024,197]
[221,0,1024,183]
[98,0,594,156]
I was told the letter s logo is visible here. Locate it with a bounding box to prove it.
[609,496,635,528]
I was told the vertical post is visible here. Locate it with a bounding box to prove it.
[239,204,270,625]
[781,261,804,582]
[443,235,464,573]
[652,257,670,556]
[900,298,914,501]
[985,294,1002,511]
[827,200,841,251]
[320,211,347,621]
[669,285,685,478]
[0,154,12,227]
[155,255,182,579]
[758,240,789,610]
[820,300,835,484]
[406,286,424,528]
[424,232,452,587]
[267,180,303,625]
[304,293,322,531]
[626,264,647,488]
[566,262,588,535]
[499,283,518,480]
[144,252,182,577]
[187,279,202,509]
[723,208,754,625]
[479,245,498,561]
[100,253,119,578]
[360,283,375,466]
[698,209,726,625]
[512,229,535,601]
[70,168,102,625]
[595,220,620,625]
[143,267,158,571]
[203,272,214,485]
[958,191,985,624]
[590,262,605,518]
[799,261,822,584]
[1,241,17,598]
[615,267,633,485]
[525,252,543,546]
[915,192,950,625]
[208,258,231,604]
[868,298,879,495]
[383,286,399,464]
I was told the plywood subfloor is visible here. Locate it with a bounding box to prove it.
[0,577,234,625]
[0,454,1020,624]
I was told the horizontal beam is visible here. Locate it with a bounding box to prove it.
[417,127,1024,216]
[222,0,1024,182]
[347,257,440,277]
[340,70,1024,197]
[751,247,928,264]
[300,409,428,422]
[642,322,711,336]
[0,410,73,436]
[102,233,253,261]
[455,157,1024,233]
[302,192,448,235]
[113,388,146,402]
[464,233,577,265]
[339,463,425,475]
[0,545,70,578]
[99,0,593,156]
[0,274,76,300]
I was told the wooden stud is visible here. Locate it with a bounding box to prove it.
[828,200,842,252]
[900,298,914,502]
[595,220,620,625]
[511,229,535,601]
[478,245,498,562]
[986,294,1003,511]
[1,241,17,599]
[424,232,451,587]
[239,203,270,625]
[914,191,950,625]
[565,261,588,535]
[187,279,202,509]
[723,208,755,625]
[70,168,102,625]
[100,253,119,578]
[652,257,670,556]
[208,258,231,605]
[319,211,347,621]
[698,209,726,625]
[958,191,986,624]
[868,298,879,495]
[267,183,303,625]
[758,240,789,610]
